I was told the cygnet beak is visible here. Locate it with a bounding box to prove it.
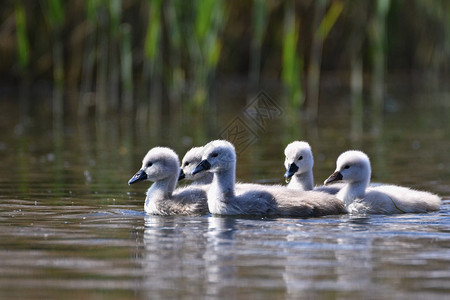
[128,169,148,185]
[284,163,299,179]
[324,171,343,185]
[178,169,186,181]
[192,160,211,175]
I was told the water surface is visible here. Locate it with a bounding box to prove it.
[0,85,449,299]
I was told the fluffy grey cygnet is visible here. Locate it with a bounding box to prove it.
[324,150,441,214]
[192,140,346,217]
[179,146,213,185]
[284,141,343,194]
[128,147,209,215]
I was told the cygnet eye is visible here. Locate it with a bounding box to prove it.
[147,162,153,167]
[298,156,303,160]
[184,161,190,167]
[344,165,350,169]
[211,152,218,158]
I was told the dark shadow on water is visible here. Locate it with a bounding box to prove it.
[345,216,372,225]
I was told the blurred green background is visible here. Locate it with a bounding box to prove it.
[1,0,449,119]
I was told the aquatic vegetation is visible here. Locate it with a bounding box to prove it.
[3,0,450,119]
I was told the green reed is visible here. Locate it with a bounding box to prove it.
[189,0,227,110]
[14,1,30,72]
[369,0,390,136]
[164,0,184,105]
[120,23,133,112]
[5,0,450,120]
[282,0,303,111]
[42,0,65,117]
[306,0,343,119]
[79,0,101,116]
[249,0,268,87]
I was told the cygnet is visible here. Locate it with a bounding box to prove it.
[324,150,441,214]
[179,146,213,185]
[128,147,209,215]
[284,141,343,194]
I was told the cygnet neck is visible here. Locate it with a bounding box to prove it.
[146,173,178,203]
[338,179,369,206]
[193,172,214,185]
[290,170,314,191]
[210,165,236,200]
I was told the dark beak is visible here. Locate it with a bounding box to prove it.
[284,163,299,179]
[192,159,211,175]
[178,169,186,181]
[128,169,147,185]
[324,171,343,185]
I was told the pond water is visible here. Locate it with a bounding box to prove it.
[0,83,449,299]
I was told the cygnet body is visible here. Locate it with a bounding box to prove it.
[324,150,441,214]
[284,141,343,194]
[192,140,346,217]
[179,146,214,185]
[128,147,209,215]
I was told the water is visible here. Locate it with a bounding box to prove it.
[0,84,450,299]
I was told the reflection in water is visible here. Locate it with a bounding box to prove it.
[350,88,363,147]
[204,217,237,299]
[280,220,372,299]
[142,215,209,298]
[281,215,450,298]
[52,92,65,197]
[334,219,374,296]
[142,216,239,298]
[282,222,316,298]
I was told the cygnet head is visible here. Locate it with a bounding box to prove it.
[128,147,180,184]
[324,150,371,185]
[284,141,314,179]
[192,140,236,174]
[179,146,206,181]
